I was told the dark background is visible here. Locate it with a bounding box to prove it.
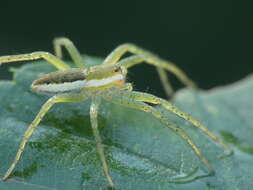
[0,0,252,97]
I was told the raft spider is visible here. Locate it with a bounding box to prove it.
[0,37,232,189]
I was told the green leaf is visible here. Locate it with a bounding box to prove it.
[0,57,253,190]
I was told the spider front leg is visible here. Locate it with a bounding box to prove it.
[90,97,114,188]
[104,44,197,97]
[103,94,214,173]
[3,93,87,180]
[120,56,175,96]
[119,91,233,153]
[0,51,70,70]
[53,37,85,69]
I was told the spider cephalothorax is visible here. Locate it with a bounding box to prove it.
[0,37,232,189]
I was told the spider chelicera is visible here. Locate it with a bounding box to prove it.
[0,37,232,189]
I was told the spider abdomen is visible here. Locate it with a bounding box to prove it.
[31,68,87,94]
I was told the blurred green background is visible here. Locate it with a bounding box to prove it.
[0,0,252,97]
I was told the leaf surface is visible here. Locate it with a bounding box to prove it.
[0,58,252,190]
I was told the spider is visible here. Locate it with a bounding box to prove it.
[0,37,232,189]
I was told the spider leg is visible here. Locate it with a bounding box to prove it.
[103,93,214,172]
[3,93,87,180]
[156,67,174,96]
[119,55,174,96]
[53,37,85,69]
[103,44,197,97]
[90,97,114,188]
[118,90,232,153]
[0,51,70,70]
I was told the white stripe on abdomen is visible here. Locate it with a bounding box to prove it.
[32,80,87,94]
[32,74,124,94]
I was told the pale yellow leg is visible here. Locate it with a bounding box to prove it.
[0,51,70,70]
[103,44,197,97]
[156,67,174,96]
[104,94,214,172]
[121,90,233,153]
[118,55,173,96]
[53,37,85,69]
[3,94,87,180]
[90,98,114,188]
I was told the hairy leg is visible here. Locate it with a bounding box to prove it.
[103,94,214,172]
[118,90,232,153]
[0,51,70,70]
[90,97,114,188]
[53,37,85,69]
[3,93,87,180]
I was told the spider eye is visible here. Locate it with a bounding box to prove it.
[114,67,121,72]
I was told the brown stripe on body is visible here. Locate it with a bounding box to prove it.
[33,68,86,86]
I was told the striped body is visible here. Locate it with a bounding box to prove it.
[31,64,126,95]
